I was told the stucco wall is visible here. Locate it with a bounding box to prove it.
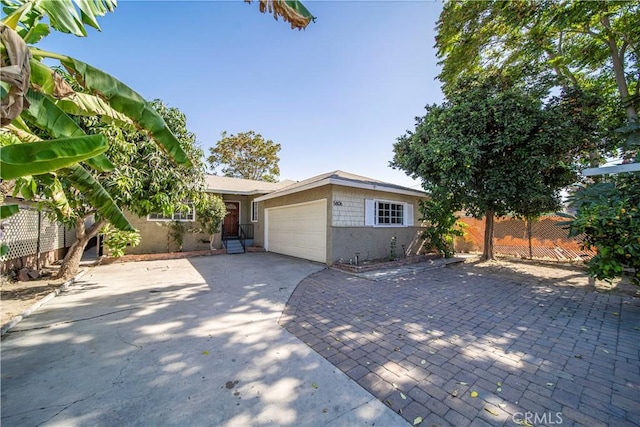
[119,211,211,255]
[329,226,428,265]
[116,195,263,255]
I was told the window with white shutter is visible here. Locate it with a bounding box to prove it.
[365,199,414,227]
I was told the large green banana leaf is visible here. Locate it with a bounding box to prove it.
[0,204,19,218]
[56,92,136,130]
[60,164,134,231]
[0,134,107,179]
[31,48,191,166]
[22,88,115,171]
[1,0,118,37]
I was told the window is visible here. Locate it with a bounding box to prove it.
[365,199,414,227]
[377,201,404,225]
[147,203,195,222]
[251,200,258,222]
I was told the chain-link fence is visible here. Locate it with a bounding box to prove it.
[456,215,595,261]
[1,204,75,273]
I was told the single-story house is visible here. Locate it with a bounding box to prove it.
[122,175,294,254]
[120,170,430,265]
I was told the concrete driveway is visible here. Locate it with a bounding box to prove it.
[1,253,404,426]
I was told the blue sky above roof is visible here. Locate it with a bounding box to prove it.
[39,0,445,189]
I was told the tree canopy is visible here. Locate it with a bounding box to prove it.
[435,0,638,158]
[392,73,602,259]
[208,130,281,182]
[18,99,208,279]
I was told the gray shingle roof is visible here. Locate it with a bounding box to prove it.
[205,175,295,195]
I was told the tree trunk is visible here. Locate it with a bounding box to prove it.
[482,209,495,260]
[56,217,106,279]
[209,234,215,251]
[527,218,533,260]
[602,15,638,124]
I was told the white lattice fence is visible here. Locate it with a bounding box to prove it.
[1,206,74,264]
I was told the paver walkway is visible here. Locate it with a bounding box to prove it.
[280,264,640,426]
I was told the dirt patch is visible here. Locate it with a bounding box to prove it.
[1,266,67,326]
[458,255,639,299]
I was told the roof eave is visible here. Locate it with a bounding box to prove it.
[205,189,272,196]
[254,177,425,202]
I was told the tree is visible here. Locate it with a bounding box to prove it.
[208,130,281,182]
[391,73,602,260]
[561,173,640,285]
[435,0,638,159]
[197,194,227,250]
[29,99,207,279]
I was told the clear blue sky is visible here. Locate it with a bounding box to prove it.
[39,0,445,188]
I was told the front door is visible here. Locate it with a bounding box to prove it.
[223,202,240,237]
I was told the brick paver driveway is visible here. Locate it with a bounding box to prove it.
[280,264,640,426]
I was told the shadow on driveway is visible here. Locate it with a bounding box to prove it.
[1,253,404,426]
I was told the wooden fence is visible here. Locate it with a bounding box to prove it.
[455,216,594,261]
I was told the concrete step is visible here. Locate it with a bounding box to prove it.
[225,240,245,254]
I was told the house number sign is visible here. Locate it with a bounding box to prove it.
[333,201,343,206]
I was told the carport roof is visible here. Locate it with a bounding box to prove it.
[254,170,426,201]
[205,175,295,195]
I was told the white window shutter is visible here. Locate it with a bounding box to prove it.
[365,199,375,226]
[405,203,414,226]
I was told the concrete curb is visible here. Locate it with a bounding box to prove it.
[1,269,87,337]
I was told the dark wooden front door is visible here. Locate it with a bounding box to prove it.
[223,202,240,237]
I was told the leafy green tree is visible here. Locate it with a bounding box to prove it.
[26,99,207,279]
[197,194,227,250]
[561,173,640,285]
[435,0,638,159]
[392,73,601,260]
[418,190,462,258]
[100,224,140,258]
[208,130,281,182]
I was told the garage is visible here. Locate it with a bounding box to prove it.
[265,199,327,263]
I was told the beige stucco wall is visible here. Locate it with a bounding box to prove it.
[118,210,211,255]
[114,194,265,255]
[329,226,428,264]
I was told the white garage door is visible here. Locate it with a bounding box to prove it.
[266,199,327,263]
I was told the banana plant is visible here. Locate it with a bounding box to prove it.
[246,0,315,30]
[0,0,188,232]
[0,0,314,236]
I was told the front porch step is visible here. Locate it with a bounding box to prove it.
[225,239,245,254]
